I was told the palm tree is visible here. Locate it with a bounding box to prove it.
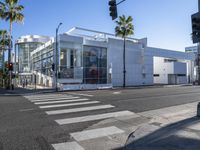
[0,29,10,88]
[0,1,5,19]
[0,0,24,89]
[115,15,134,87]
[0,0,24,64]
[0,30,10,52]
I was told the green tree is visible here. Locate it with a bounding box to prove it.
[0,1,5,19]
[115,15,134,87]
[0,30,10,88]
[0,0,24,63]
[0,30,10,50]
[0,0,24,89]
[0,30,10,58]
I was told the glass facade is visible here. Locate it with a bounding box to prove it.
[32,44,54,77]
[31,40,108,85]
[18,42,43,73]
[83,46,107,84]
[59,41,83,80]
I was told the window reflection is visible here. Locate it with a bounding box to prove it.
[83,46,107,84]
[59,49,82,79]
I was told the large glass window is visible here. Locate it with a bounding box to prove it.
[32,43,54,77]
[59,49,82,79]
[83,46,107,84]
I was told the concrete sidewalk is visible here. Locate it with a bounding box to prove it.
[79,102,200,150]
[116,102,200,150]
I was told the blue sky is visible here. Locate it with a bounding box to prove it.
[0,0,198,51]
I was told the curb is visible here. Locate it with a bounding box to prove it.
[0,89,57,96]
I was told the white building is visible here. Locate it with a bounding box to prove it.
[154,57,187,84]
[16,35,52,85]
[19,27,195,90]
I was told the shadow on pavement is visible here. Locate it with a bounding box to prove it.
[114,116,200,150]
[0,87,55,95]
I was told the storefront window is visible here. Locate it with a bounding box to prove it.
[59,48,82,79]
[83,46,107,84]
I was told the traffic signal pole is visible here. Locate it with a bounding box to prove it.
[199,0,200,12]
[198,0,200,85]
[191,0,200,85]
[116,0,126,5]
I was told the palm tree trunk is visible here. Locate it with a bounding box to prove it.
[123,37,126,88]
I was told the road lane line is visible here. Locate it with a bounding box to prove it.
[30,97,80,102]
[46,105,114,115]
[56,111,136,125]
[52,141,85,150]
[70,126,124,141]
[39,101,100,109]
[34,99,89,105]
[68,92,93,97]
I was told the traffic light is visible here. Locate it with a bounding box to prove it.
[192,12,200,43]
[109,0,118,20]
[8,63,13,71]
[52,63,55,71]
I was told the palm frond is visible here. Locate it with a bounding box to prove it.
[115,15,134,38]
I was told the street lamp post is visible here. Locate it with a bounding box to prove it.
[55,23,62,92]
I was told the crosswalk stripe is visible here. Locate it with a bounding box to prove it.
[52,141,85,150]
[70,126,124,141]
[27,96,74,100]
[46,105,115,115]
[56,111,136,125]
[30,97,80,102]
[68,92,93,97]
[39,101,100,109]
[34,99,89,105]
[24,94,67,98]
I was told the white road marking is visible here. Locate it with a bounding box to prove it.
[52,141,85,150]
[34,98,89,105]
[19,108,35,112]
[46,105,115,115]
[30,97,80,102]
[27,96,74,100]
[68,92,93,97]
[24,94,68,98]
[39,101,100,109]
[113,91,121,94]
[56,111,136,125]
[70,126,124,141]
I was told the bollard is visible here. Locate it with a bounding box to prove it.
[197,102,200,117]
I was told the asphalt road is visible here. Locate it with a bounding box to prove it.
[0,86,200,150]
[66,86,200,112]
